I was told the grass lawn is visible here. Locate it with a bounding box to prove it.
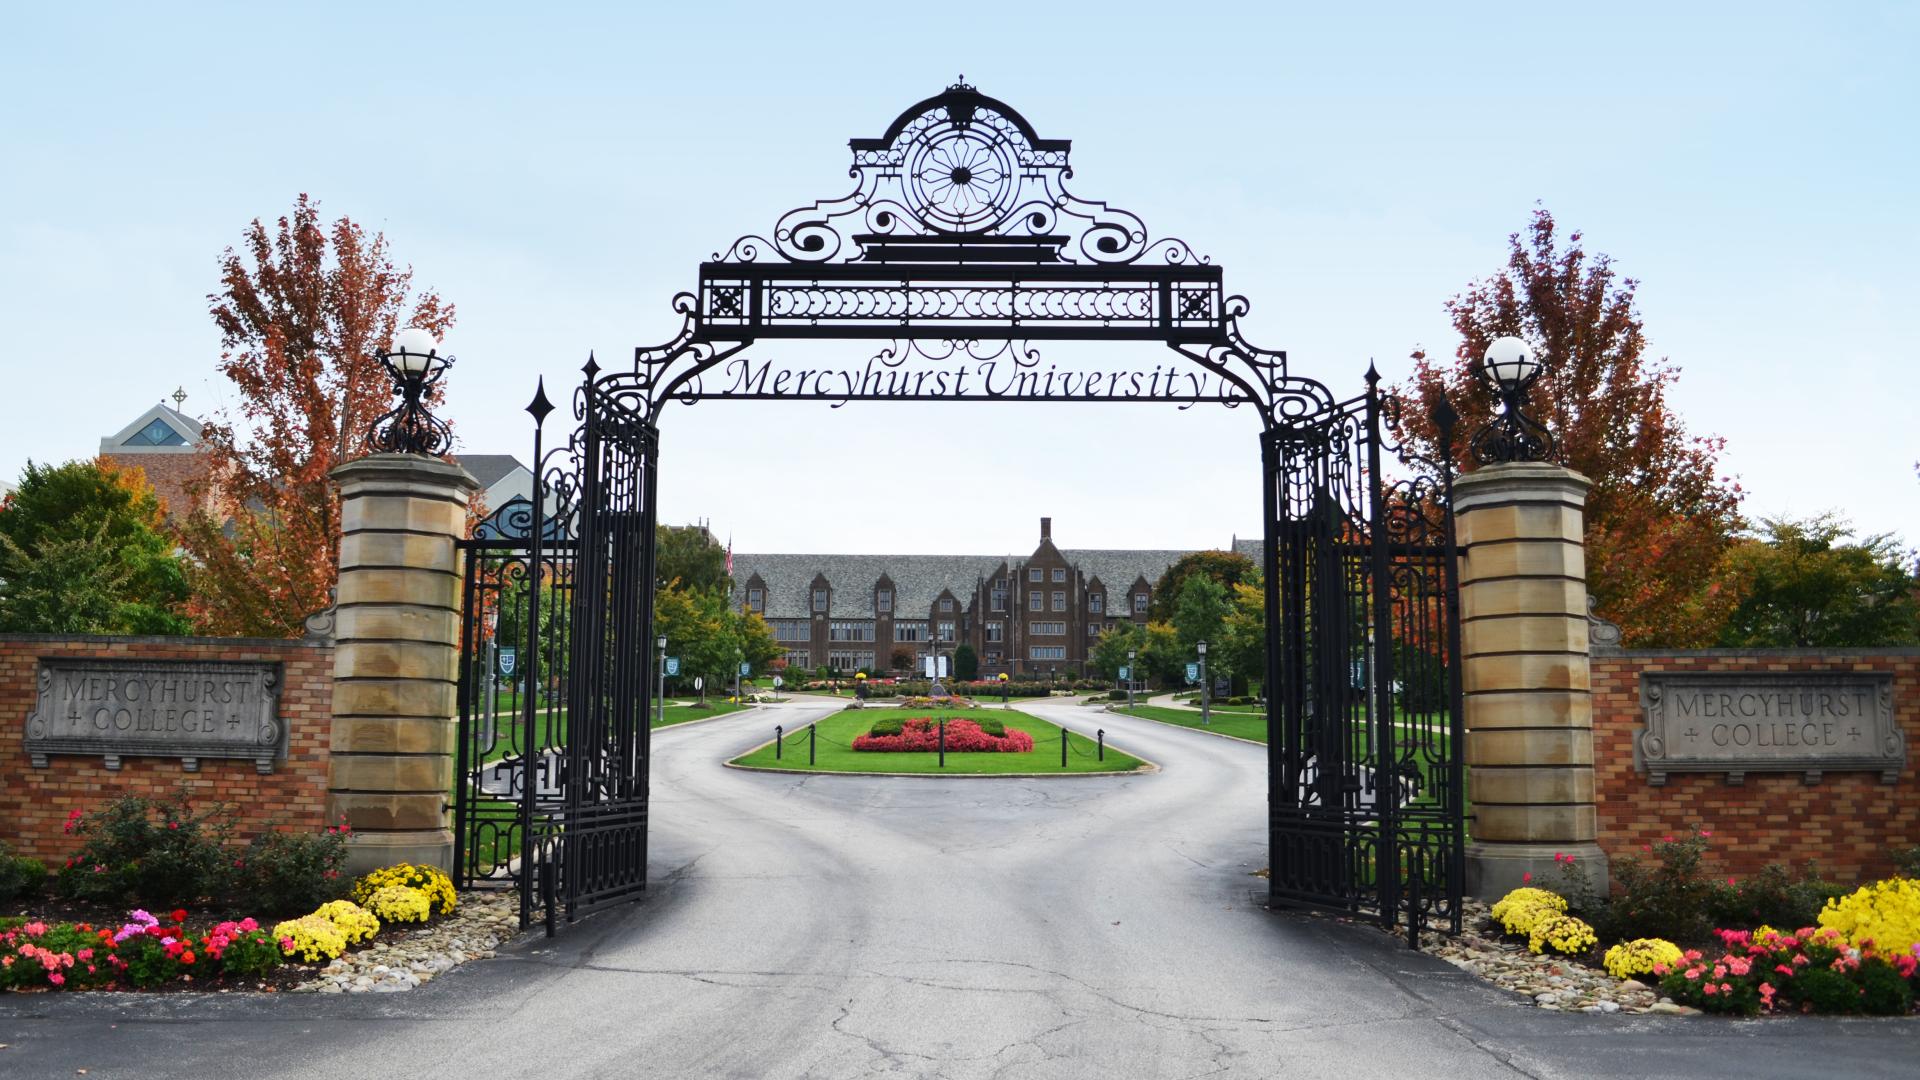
[1115,704,1270,743]
[729,706,1145,775]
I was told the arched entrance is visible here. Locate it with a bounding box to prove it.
[453,82,1467,948]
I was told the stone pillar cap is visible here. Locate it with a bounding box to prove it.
[332,453,479,492]
[1453,461,1591,510]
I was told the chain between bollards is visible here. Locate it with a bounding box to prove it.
[1061,727,1068,768]
[809,723,816,766]
[775,724,783,760]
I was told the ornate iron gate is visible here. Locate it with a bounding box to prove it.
[449,80,1466,944]
[1264,374,1465,946]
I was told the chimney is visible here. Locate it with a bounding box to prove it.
[1040,516,1052,541]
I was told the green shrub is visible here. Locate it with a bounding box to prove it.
[1891,845,1920,879]
[234,826,350,915]
[1107,689,1127,701]
[1707,862,1850,932]
[976,718,1006,737]
[59,794,231,907]
[0,843,48,904]
[1595,829,1716,943]
[867,717,904,737]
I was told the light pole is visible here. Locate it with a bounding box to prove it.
[734,647,744,703]
[370,327,454,455]
[656,634,668,727]
[1197,639,1210,727]
[1126,649,1137,711]
[1470,335,1554,464]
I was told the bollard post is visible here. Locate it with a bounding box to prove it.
[775,724,783,760]
[1061,728,1068,768]
[809,723,816,766]
[938,719,946,768]
[1097,728,1105,761]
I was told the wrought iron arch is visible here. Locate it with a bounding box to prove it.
[455,81,1465,948]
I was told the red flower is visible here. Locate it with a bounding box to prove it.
[170,909,189,924]
[181,952,196,965]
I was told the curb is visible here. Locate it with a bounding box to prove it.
[1103,706,1266,747]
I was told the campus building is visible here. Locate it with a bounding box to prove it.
[731,518,1258,678]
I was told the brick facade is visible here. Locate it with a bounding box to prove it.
[1591,648,1920,880]
[0,634,334,862]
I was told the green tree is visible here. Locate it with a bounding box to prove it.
[1090,623,1146,680]
[0,459,191,634]
[1216,581,1268,695]
[1717,516,1919,648]
[952,643,979,681]
[1171,574,1231,655]
[732,607,782,676]
[656,524,729,595]
[1150,550,1256,622]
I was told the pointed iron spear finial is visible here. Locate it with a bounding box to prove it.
[526,377,554,425]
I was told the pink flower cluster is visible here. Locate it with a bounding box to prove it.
[852,717,1036,753]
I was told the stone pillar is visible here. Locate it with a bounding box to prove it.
[1456,462,1609,899]
[328,454,477,875]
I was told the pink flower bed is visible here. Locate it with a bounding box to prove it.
[851,717,1034,753]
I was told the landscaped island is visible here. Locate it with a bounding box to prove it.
[728,706,1147,775]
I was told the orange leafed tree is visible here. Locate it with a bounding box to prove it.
[178,194,454,637]
[1396,209,1744,647]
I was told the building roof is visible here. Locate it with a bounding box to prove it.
[733,553,1005,620]
[455,454,529,489]
[732,547,1196,619]
[100,400,204,455]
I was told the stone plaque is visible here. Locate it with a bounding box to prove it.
[23,659,287,773]
[1636,672,1904,785]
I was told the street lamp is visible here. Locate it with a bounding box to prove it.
[656,634,668,727]
[370,326,454,455]
[1468,335,1555,464]
[1197,639,1210,727]
[1126,649,1137,712]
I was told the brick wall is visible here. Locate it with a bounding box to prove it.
[0,634,333,862]
[1592,649,1920,879]
[101,450,214,521]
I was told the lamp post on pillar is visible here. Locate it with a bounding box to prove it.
[1455,335,1608,900]
[329,327,477,875]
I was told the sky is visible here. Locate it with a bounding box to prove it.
[2,2,1915,557]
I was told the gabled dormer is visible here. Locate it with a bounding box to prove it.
[1086,575,1107,617]
[743,573,767,614]
[1128,574,1153,620]
[873,573,895,616]
[100,399,203,455]
[809,572,832,617]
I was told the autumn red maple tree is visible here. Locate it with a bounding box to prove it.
[1396,209,1744,647]
[178,194,454,637]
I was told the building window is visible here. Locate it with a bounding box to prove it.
[1030,622,1064,636]
[1088,623,1101,637]
[783,650,810,669]
[1028,592,1043,611]
[1029,646,1066,661]
[813,589,829,612]
[828,651,874,672]
[894,621,926,642]
[1028,568,1042,582]
[1134,592,1149,614]
[126,418,188,447]
[991,582,1006,611]
[829,621,875,642]
[939,597,954,613]
[1052,568,1066,583]
[938,621,955,642]
[876,590,892,613]
[772,620,810,641]
[985,622,1004,643]
[1088,593,1103,613]
[984,650,1001,665]
[1052,591,1066,611]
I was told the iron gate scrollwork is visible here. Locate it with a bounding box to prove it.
[1264,373,1465,946]
[451,80,1466,944]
